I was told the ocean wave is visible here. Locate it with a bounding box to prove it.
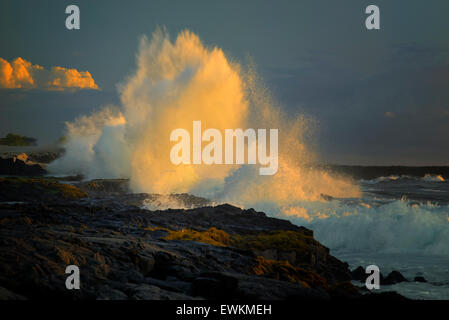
[361,174,445,184]
[252,199,449,256]
[422,174,445,182]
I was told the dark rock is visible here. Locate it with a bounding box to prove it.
[319,255,352,283]
[0,157,46,176]
[0,286,27,300]
[382,270,408,285]
[0,177,87,202]
[193,272,239,298]
[144,277,191,294]
[352,266,387,284]
[328,281,361,299]
[96,285,128,300]
[127,284,195,300]
[351,266,366,281]
[320,194,334,201]
[0,178,406,300]
[192,277,223,298]
[233,273,329,300]
[128,284,161,300]
[76,179,130,195]
[359,291,409,301]
[125,269,145,283]
[136,254,155,276]
[242,208,266,218]
[414,276,427,283]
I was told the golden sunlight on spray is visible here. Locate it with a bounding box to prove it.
[120,29,247,193]
[50,28,360,208]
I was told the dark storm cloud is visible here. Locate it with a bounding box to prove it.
[266,42,449,165]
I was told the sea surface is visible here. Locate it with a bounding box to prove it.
[292,174,449,299]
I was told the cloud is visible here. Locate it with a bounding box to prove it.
[0,57,99,90]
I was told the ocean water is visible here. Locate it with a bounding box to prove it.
[271,174,449,299]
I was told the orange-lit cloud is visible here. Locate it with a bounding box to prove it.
[0,57,99,90]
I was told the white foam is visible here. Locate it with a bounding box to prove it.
[248,199,449,255]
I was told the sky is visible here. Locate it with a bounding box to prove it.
[1,0,448,165]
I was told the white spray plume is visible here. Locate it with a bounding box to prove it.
[49,28,360,207]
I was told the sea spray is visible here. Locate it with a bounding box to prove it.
[47,29,449,259]
[49,28,360,205]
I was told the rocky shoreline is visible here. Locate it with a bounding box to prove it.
[0,149,62,176]
[0,175,409,300]
[0,151,411,300]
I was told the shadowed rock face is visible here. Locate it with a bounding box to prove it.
[0,178,399,300]
[0,157,46,176]
[0,150,66,176]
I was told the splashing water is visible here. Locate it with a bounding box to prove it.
[49,30,449,295]
[49,28,360,206]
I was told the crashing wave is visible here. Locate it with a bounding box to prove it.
[270,198,449,255]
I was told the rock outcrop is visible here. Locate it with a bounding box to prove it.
[0,178,402,300]
[351,266,409,286]
[0,155,46,176]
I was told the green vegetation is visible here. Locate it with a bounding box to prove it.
[149,227,317,253]
[143,226,328,288]
[233,230,320,255]
[252,256,328,289]
[0,133,37,146]
[161,227,232,247]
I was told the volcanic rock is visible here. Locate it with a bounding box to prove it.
[0,178,406,300]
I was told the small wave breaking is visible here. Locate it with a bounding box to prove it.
[361,174,445,184]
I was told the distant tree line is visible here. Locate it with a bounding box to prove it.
[0,133,37,146]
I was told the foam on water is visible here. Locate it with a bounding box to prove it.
[249,199,449,256]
